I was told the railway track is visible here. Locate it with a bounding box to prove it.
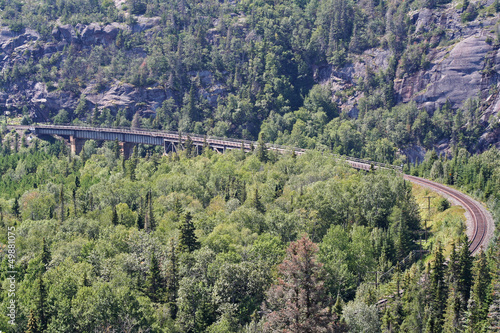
[403,175,492,255]
[343,156,493,255]
[7,124,494,253]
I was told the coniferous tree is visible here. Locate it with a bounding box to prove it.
[443,286,463,333]
[26,309,40,333]
[41,238,50,271]
[12,195,20,218]
[59,185,65,223]
[395,212,411,261]
[240,141,246,159]
[430,243,447,332]
[178,212,200,253]
[252,187,265,214]
[457,237,473,313]
[166,238,178,318]
[256,134,268,163]
[469,251,491,331]
[146,252,164,303]
[144,190,155,231]
[72,188,77,217]
[202,135,210,155]
[262,235,339,332]
[111,205,118,225]
[112,138,120,159]
[37,277,47,331]
[185,135,194,157]
[136,196,144,230]
[487,245,500,331]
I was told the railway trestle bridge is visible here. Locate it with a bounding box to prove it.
[30,125,259,159]
[7,124,493,255]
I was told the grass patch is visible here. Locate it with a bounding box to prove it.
[412,183,466,258]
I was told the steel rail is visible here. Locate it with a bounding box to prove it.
[6,123,492,253]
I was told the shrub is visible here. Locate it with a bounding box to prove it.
[437,197,451,212]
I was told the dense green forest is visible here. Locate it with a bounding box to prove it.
[0,133,498,332]
[2,0,498,164]
[0,0,499,331]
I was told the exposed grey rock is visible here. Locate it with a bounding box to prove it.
[396,35,493,112]
[52,24,78,43]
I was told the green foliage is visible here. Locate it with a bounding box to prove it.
[2,135,492,332]
[178,211,200,253]
[437,198,451,212]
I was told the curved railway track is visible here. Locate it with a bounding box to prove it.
[8,124,494,254]
[403,175,492,255]
[344,157,493,254]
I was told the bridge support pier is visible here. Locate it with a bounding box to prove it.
[120,142,135,159]
[70,136,85,155]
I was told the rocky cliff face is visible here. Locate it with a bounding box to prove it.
[316,0,500,156]
[0,0,499,153]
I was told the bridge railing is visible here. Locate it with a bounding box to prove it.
[29,123,400,170]
[33,123,307,151]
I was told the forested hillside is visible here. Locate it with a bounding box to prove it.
[0,0,500,331]
[0,134,498,332]
[0,0,499,163]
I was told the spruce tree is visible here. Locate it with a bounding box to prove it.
[252,187,265,214]
[148,190,155,231]
[146,252,164,303]
[202,135,210,155]
[443,287,463,333]
[26,309,40,333]
[111,205,118,226]
[12,195,20,218]
[166,238,179,318]
[41,238,50,271]
[59,185,65,223]
[136,196,144,230]
[262,236,338,332]
[240,141,246,159]
[112,138,120,159]
[144,190,155,231]
[255,134,268,163]
[37,277,47,331]
[185,135,194,157]
[487,245,500,331]
[457,236,473,313]
[430,243,447,332]
[469,251,491,330]
[178,212,200,253]
[395,212,411,261]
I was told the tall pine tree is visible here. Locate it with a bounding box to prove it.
[178,212,200,253]
[41,238,50,271]
[430,243,447,332]
[26,309,40,333]
[146,252,164,303]
[262,235,339,332]
[59,185,65,223]
[166,238,179,319]
[256,134,268,163]
[111,205,118,226]
[468,251,491,331]
[37,277,47,331]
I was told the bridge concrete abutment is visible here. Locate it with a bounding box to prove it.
[70,136,85,155]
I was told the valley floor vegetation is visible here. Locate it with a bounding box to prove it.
[0,134,498,332]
